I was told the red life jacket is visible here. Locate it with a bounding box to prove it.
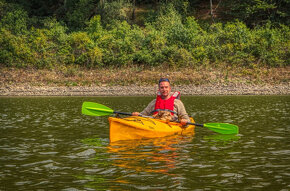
[152,91,180,115]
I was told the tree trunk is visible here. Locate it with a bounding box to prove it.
[210,0,214,22]
[210,0,213,16]
[132,0,136,21]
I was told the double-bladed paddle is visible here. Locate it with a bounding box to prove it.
[82,101,132,116]
[82,102,239,135]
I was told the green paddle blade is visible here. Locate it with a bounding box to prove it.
[82,102,114,116]
[203,123,239,134]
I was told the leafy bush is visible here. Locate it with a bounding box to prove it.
[0,29,34,67]
[69,31,101,67]
[134,25,166,66]
[65,0,96,30]
[206,21,255,65]
[252,23,290,66]
[99,0,132,26]
[0,1,288,68]
[220,0,290,27]
[86,15,104,40]
[0,7,28,35]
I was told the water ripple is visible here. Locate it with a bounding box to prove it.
[0,96,289,190]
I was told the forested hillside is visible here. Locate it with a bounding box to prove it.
[0,0,289,69]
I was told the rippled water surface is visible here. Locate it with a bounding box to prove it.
[0,96,289,190]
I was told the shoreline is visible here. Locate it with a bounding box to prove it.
[1,84,289,96]
[1,66,289,96]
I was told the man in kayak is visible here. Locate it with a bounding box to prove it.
[132,78,190,125]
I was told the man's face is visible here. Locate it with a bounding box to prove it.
[159,81,171,99]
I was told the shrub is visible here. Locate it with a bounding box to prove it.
[65,0,96,30]
[0,1,288,69]
[86,15,104,41]
[164,46,194,67]
[0,29,34,67]
[99,0,132,26]
[69,31,101,67]
[134,25,167,66]
[252,23,290,66]
[96,20,146,66]
[27,18,73,68]
[0,8,28,35]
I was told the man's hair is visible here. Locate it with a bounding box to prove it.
[158,78,170,84]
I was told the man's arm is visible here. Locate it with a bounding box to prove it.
[132,99,156,116]
[140,99,156,116]
[174,99,190,123]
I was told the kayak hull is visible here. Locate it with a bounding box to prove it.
[109,116,195,142]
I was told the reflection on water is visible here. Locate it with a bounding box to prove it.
[108,134,194,174]
[80,134,195,190]
[0,96,289,190]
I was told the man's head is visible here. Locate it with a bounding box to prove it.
[158,78,171,99]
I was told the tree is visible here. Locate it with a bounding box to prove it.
[220,0,290,27]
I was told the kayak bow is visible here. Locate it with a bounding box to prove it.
[109,116,195,142]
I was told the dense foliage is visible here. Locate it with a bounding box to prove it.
[0,0,289,68]
[220,0,290,27]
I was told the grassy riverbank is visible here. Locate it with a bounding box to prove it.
[1,66,289,96]
[1,66,289,86]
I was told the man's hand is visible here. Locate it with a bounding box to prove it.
[180,119,188,126]
[132,112,140,116]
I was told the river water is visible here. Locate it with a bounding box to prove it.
[0,96,289,190]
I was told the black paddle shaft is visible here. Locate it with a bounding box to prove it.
[113,111,132,116]
[187,122,204,127]
[173,121,204,127]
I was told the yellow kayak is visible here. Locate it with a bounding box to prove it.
[109,116,195,142]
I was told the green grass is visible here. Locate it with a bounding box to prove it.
[0,65,288,87]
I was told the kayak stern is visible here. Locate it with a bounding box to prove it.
[109,116,195,142]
